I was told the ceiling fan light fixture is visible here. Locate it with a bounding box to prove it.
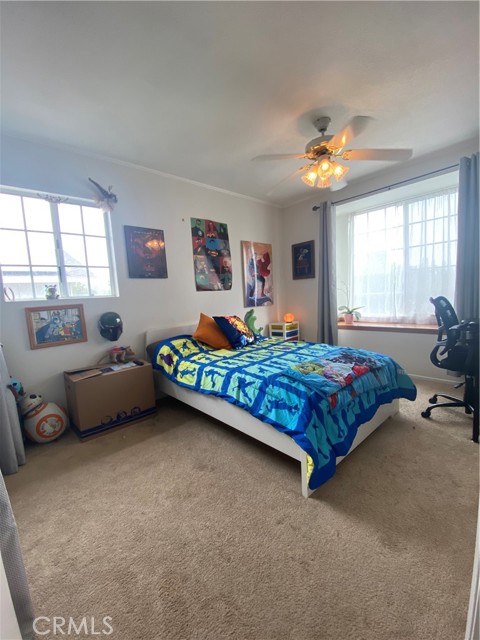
[301,157,349,189]
[317,159,334,178]
[316,175,332,189]
[331,161,349,181]
[256,115,412,194]
[301,168,318,187]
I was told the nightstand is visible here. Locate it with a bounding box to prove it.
[269,321,300,341]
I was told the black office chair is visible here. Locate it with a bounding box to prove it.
[421,296,479,442]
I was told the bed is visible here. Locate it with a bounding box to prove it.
[145,325,417,497]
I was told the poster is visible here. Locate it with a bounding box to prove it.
[241,240,273,307]
[191,218,232,291]
[124,226,168,278]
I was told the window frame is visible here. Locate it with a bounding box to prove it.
[0,186,118,302]
[335,171,459,326]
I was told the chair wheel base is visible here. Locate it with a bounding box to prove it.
[429,395,438,404]
[421,410,431,418]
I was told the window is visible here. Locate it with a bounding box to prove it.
[336,171,459,324]
[0,188,118,302]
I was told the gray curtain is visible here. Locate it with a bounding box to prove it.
[455,152,479,322]
[0,345,26,475]
[0,471,35,639]
[316,201,338,344]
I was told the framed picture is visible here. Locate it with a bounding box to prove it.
[124,226,168,278]
[25,304,87,350]
[292,240,315,279]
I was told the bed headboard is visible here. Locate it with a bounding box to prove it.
[144,324,197,357]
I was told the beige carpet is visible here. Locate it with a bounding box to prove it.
[5,380,479,640]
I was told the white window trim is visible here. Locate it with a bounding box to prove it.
[0,186,118,302]
[335,170,459,325]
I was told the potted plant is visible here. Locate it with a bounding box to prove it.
[338,305,363,325]
[337,281,364,324]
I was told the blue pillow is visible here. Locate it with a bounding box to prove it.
[213,315,256,349]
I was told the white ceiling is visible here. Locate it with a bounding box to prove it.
[1,1,478,207]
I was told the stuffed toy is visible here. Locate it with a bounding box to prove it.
[244,309,263,336]
[96,346,137,365]
[109,346,136,363]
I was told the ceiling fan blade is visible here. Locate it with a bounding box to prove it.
[328,116,373,152]
[252,153,308,161]
[341,148,413,161]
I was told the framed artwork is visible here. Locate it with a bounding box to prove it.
[25,304,87,349]
[292,240,315,279]
[241,240,273,307]
[190,218,232,291]
[124,226,168,278]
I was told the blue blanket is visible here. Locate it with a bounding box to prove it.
[151,336,417,489]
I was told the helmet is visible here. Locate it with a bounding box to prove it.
[99,312,123,342]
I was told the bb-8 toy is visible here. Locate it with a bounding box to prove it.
[20,393,68,443]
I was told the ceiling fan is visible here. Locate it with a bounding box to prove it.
[252,116,413,191]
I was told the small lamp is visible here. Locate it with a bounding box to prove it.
[283,312,295,323]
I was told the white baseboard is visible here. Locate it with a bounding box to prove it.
[410,373,463,385]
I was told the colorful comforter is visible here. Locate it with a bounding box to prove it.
[151,336,417,490]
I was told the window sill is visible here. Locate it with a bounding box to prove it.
[337,321,437,334]
[3,294,118,303]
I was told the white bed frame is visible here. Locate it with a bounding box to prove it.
[145,326,399,498]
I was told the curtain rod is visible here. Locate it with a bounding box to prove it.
[0,184,95,206]
[312,163,459,210]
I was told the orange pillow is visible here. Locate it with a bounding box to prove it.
[193,313,232,349]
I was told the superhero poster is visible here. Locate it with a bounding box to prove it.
[241,240,273,307]
[124,226,168,278]
[191,218,232,291]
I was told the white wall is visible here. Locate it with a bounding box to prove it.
[281,137,479,378]
[337,328,451,380]
[0,136,283,405]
